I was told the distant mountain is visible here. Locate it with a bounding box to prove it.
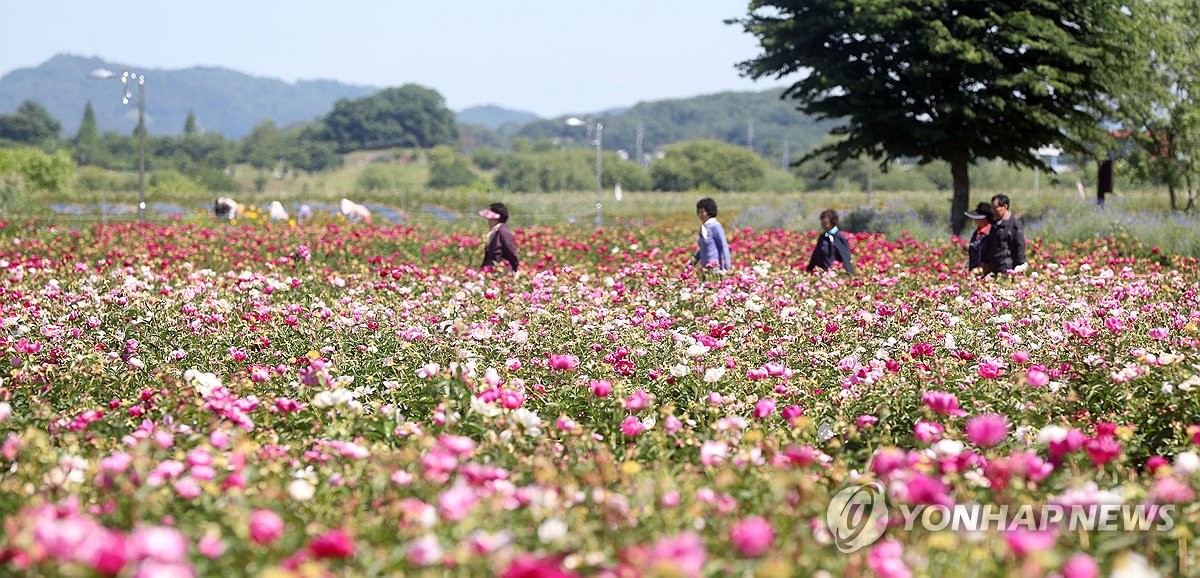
[0,54,380,139]
[456,105,539,131]
[517,89,836,159]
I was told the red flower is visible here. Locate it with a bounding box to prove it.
[308,529,356,559]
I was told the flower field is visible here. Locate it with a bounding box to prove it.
[0,220,1198,577]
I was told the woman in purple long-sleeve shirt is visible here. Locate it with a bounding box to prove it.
[480,203,519,272]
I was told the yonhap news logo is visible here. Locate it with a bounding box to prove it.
[825,483,889,553]
[825,483,1176,554]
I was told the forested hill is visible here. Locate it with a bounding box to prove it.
[1,55,830,153]
[517,89,836,161]
[0,54,379,139]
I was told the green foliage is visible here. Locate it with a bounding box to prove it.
[649,140,767,191]
[1108,0,1200,211]
[240,121,290,170]
[491,148,651,193]
[470,147,502,170]
[732,0,1140,231]
[517,90,837,158]
[323,85,458,152]
[148,169,202,194]
[183,111,199,135]
[73,101,103,165]
[426,145,480,190]
[0,100,62,146]
[0,147,74,212]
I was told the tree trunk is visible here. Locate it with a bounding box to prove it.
[1098,160,1113,206]
[1168,182,1178,211]
[1186,173,1196,213]
[950,160,970,236]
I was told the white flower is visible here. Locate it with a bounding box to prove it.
[686,343,710,357]
[1037,426,1069,444]
[1110,552,1161,578]
[512,408,543,437]
[0,401,10,422]
[703,367,725,383]
[470,395,501,418]
[670,363,690,378]
[538,518,568,543]
[1175,452,1200,475]
[933,439,964,457]
[287,478,315,501]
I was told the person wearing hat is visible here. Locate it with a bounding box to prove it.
[806,209,855,275]
[963,202,994,274]
[479,203,519,272]
[985,194,1027,274]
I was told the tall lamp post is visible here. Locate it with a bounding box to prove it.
[565,117,602,229]
[89,68,145,223]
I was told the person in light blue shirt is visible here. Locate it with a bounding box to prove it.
[693,198,732,271]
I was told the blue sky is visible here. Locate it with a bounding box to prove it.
[3,1,787,117]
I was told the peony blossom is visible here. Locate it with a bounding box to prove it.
[728,516,774,557]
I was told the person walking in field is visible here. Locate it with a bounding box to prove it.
[480,202,519,273]
[806,209,855,275]
[693,197,732,272]
[964,202,994,274]
[985,194,1027,274]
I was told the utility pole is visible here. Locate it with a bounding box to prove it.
[635,124,645,169]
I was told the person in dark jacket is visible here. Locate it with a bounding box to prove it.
[964,202,994,274]
[479,203,518,272]
[806,209,855,275]
[986,194,1027,274]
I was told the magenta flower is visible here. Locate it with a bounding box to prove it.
[548,354,579,371]
[1060,553,1099,578]
[501,554,581,578]
[248,509,284,545]
[1084,435,1122,466]
[1004,529,1057,557]
[437,485,479,521]
[754,398,776,419]
[965,413,1010,448]
[308,528,356,559]
[1148,327,1169,340]
[922,391,966,416]
[728,516,774,557]
[624,389,651,411]
[590,380,612,398]
[1027,367,1050,387]
[913,421,943,444]
[620,415,646,437]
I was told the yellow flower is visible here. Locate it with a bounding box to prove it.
[621,461,642,475]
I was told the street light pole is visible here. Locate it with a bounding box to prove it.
[593,122,603,229]
[89,68,146,223]
[566,117,603,229]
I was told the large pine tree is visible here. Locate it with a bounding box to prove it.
[731,0,1137,233]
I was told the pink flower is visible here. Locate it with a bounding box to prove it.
[867,539,911,578]
[780,405,803,426]
[417,363,440,379]
[198,532,224,559]
[913,421,943,444]
[622,532,707,578]
[130,526,188,564]
[248,509,285,545]
[871,448,907,478]
[729,516,774,557]
[1084,435,1122,466]
[1148,327,1169,340]
[1027,367,1050,387]
[437,485,479,521]
[1011,350,1029,363]
[977,358,1004,379]
[590,380,612,398]
[308,528,356,559]
[624,389,651,411]
[905,473,953,507]
[1060,553,1099,578]
[922,391,966,416]
[753,398,776,419]
[620,415,646,437]
[856,415,879,428]
[133,562,195,578]
[1004,529,1057,557]
[965,414,1009,448]
[548,354,580,371]
[700,441,728,466]
[501,554,581,578]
